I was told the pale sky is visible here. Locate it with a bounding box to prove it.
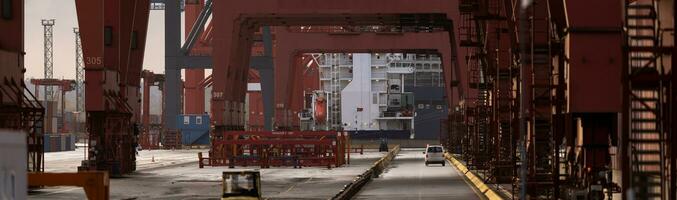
[23,1,185,115]
[24,0,169,80]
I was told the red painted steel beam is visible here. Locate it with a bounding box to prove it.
[246,69,264,131]
[564,1,622,196]
[184,0,206,115]
[30,79,76,88]
[211,0,465,129]
[74,0,150,110]
[74,0,150,175]
[199,74,213,88]
[220,130,341,137]
[213,139,333,145]
[289,56,308,129]
[565,0,622,113]
[127,0,151,123]
[74,0,106,111]
[0,0,25,88]
[1,2,44,171]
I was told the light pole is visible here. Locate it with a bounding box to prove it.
[518,0,533,198]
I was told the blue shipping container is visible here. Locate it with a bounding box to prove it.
[176,114,210,145]
[43,135,51,152]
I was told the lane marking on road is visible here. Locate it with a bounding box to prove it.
[266,176,314,200]
[446,154,504,200]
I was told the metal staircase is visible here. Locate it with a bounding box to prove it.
[526,1,555,197]
[531,46,554,197]
[494,68,514,183]
[625,0,665,199]
[475,89,490,171]
[458,0,480,47]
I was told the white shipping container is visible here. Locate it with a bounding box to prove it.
[60,135,67,151]
[0,131,27,200]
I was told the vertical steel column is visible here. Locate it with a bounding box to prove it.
[74,28,84,136]
[184,0,205,115]
[260,27,274,131]
[667,1,677,199]
[42,19,55,103]
[142,71,153,132]
[621,18,630,200]
[164,0,181,130]
[518,0,530,198]
[74,28,84,113]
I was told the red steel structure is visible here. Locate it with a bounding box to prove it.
[622,0,674,199]
[209,0,466,135]
[456,0,517,184]
[246,69,265,131]
[203,28,456,165]
[272,27,457,130]
[0,0,45,173]
[290,55,321,129]
[197,70,268,131]
[184,0,207,115]
[1,0,672,198]
[451,0,676,199]
[181,1,469,168]
[74,0,150,176]
[30,78,76,133]
[140,70,164,149]
[199,130,349,168]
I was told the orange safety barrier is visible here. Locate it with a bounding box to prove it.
[28,171,109,200]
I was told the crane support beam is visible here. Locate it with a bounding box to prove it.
[75,0,151,176]
[209,0,465,130]
[181,0,212,55]
[271,28,453,130]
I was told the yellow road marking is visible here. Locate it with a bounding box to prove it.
[446,153,504,200]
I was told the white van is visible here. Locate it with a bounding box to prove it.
[424,145,445,166]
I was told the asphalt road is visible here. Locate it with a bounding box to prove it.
[28,150,386,200]
[354,150,481,200]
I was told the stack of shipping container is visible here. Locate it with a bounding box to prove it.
[43,134,76,152]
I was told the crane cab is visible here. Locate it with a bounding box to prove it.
[221,170,262,200]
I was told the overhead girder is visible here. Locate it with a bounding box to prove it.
[272,28,455,129]
[211,0,466,129]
